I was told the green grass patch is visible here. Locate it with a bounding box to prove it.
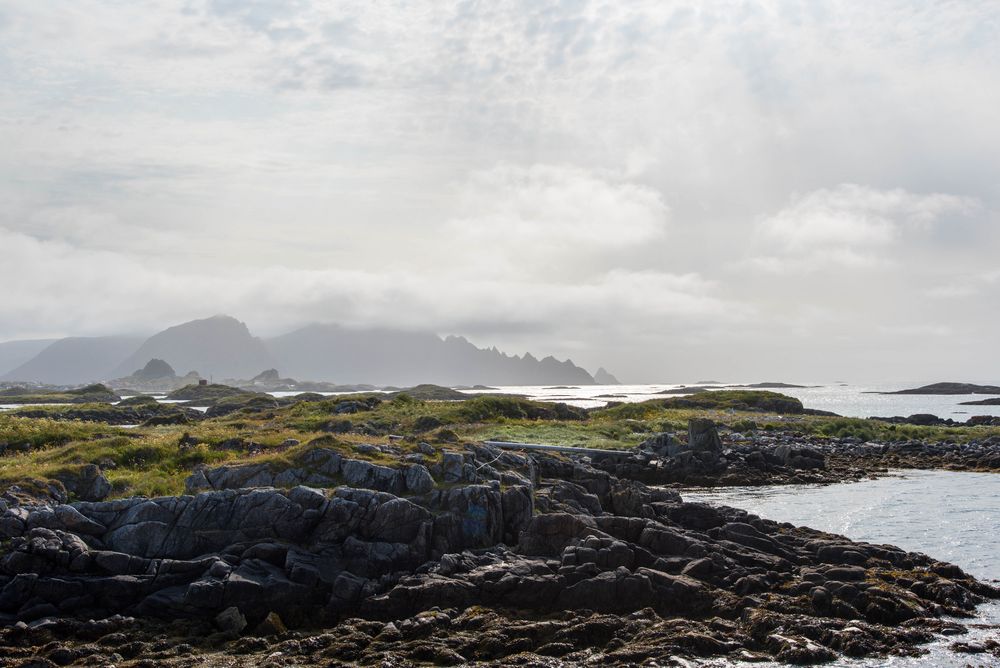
[2,389,999,499]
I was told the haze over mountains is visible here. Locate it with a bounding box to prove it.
[1,336,145,386]
[0,339,57,379]
[0,316,609,387]
[110,318,273,382]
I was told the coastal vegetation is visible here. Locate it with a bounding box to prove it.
[1,387,998,499]
[0,383,120,404]
[2,385,1000,665]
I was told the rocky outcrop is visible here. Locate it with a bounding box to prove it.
[0,384,120,405]
[185,447,436,496]
[0,441,997,665]
[885,382,1000,395]
[109,359,205,394]
[165,383,255,402]
[0,482,527,625]
[591,419,829,486]
[53,465,111,502]
[14,400,201,427]
[568,417,999,487]
[869,412,1000,427]
[131,359,176,380]
[871,413,962,426]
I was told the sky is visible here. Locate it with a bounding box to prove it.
[1,0,999,383]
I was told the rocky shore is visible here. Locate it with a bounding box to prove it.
[586,419,1000,487]
[2,426,999,666]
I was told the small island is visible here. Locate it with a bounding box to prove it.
[883,382,1000,395]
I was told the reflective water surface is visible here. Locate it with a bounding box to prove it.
[683,470,1000,667]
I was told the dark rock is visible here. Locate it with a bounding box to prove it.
[688,419,723,453]
[253,611,287,636]
[0,440,994,666]
[53,465,111,502]
[215,606,247,635]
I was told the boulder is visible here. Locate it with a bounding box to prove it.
[253,611,288,636]
[639,433,683,457]
[687,419,723,454]
[53,465,111,502]
[215,606,247,635]
[403,465,434,494]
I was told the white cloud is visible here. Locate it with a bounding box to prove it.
[0,223,739,368]
[1,1,1000,381]
[748,184,978,272]
[447,164,668,277]
[925,268,1000,300]
[759,184,975,251]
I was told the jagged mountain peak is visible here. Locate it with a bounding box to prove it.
[594,367,621,384]
[3,316,607,387]
[111,315,274,380]
[267,323,596,386]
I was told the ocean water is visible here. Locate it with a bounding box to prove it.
[457,383,1000,421]
[684,470,1000,667]
[3,383,999,422]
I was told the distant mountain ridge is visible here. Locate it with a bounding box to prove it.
[1,336,144,385]
[111,316,274,381]
[0,339,57,379]
[267,324,595,386]
[0,315,607,387]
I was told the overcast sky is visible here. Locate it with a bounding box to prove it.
[1,1,998,383]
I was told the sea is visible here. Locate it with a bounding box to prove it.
[455,383,1000,420]
[7,381,997,421]
[466,384,1000,665]
[685,471,1000,667]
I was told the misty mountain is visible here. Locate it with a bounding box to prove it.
[3,315,605,386]
[266,324,596,386]
[1,336,143,385]
[594,367,621,385]
[0,339,57,378]
[111,315,274,381]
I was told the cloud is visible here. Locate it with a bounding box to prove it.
[748,184,978,272]
[1,1,1000,381]
[447,164,668,276]
[925,268,1000,300]
[0,222,738,363]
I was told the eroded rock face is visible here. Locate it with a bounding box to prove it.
[186,448,436,497]
[53,465,111,502]
[688,418,723,454]
[599,419,834,486]
[0,441,996,666]
[621,422,1000,487]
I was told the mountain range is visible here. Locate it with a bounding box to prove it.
[0,315,615,387]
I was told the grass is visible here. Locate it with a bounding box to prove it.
[0,383,120,404]
[657,389,808,414]
[1,389,999,499]
[165,383,255,401]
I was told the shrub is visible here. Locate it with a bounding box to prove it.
[413,415,443,432]
[458,396,586,422]
[817,418,879,441]
[661,390,805,414]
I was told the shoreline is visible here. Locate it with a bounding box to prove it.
[2,437,1000,666]
[2,389,1000,665]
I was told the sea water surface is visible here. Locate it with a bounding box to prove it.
[683,470,1000,667]
[4,382,999,422]
[457,383,1000,421]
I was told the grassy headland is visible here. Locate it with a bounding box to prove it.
[1,387,998,499]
